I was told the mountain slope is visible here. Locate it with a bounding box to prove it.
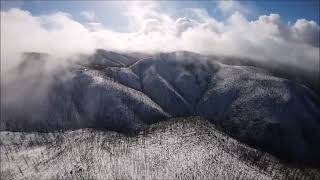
[1,117,319,180]
[1,50,320,166]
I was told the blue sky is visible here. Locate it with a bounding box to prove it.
[1,0,319,32]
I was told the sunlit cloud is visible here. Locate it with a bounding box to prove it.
[1,1,319,73]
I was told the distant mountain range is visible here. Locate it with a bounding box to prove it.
[1,49,320,167]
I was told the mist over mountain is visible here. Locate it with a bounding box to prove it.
[1,1,320,179]
[1,50,319,167]
[1,8,319,75]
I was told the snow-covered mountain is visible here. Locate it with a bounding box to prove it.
[1,50,320,166]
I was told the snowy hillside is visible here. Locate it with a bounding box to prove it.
[1,117,319,180]
[1,50,320,167]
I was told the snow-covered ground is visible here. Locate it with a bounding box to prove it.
[1,117,319,180]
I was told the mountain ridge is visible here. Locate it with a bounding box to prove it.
[1,50,320,166]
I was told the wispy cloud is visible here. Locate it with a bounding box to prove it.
[217,0,252,16]
[80,11,95,21]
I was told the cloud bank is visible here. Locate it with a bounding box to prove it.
[1,1,319,73]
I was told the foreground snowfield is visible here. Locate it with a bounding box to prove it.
[1,117,319,180]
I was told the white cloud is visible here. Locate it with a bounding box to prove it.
[292,19,320,47]
[217,0,251,16]
[80,11,95,21]
[1,8,96,71]
[1,3,319,74]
